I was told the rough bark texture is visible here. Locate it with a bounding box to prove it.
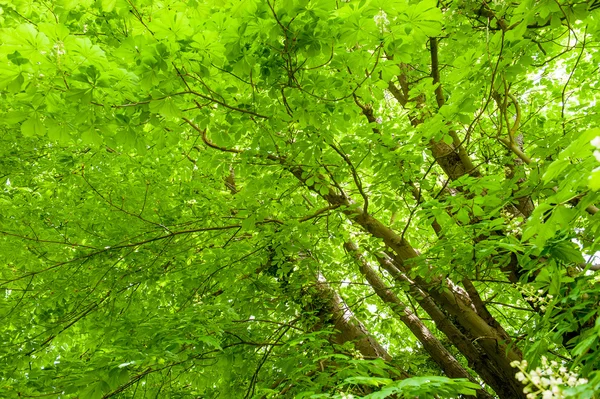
[374,253,526,399]
[310,273,394,362]
[345,241,493,399]
[286,163,527,399]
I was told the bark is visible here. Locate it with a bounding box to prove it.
[430,37,479,178]
[374,253,525,399]
[285,163,526,398]
[345,241,493,399]
[266,271,408,397]
[192,104,527,398]
[224,166,238,194]
[384,46,536,282]
[261,244,395,365]
[308,273,395,363]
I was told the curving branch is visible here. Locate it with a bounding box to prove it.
[430,37,446,108]
[344,241,492,399]
[507,92,521,141]
[183,117,242,154]
[329,142,369,214]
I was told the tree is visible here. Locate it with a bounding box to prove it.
[1,0,600,397]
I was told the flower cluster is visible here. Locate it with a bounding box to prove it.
[53,42,66,57]
[518,286,553,312]
[511,357,588,398]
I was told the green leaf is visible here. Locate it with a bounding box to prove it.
[543,159,569,182]
[198,335,222,350]
[151,12,193,40]
[66,37,107,65]
[398,0,443,38]
[241,215,256,231]
[159,97,181,118]
[344,376,392,387]
[21,117,46,137]
[80,382,105,399]
[550,241,585,264]
[2,110,28,124]
[102,0,117,12]
[590,168,600,191]
[107,367,129,389]
[1,2,599,398]
[456,208,470,224]
[572,334,597,358]
[81,128,103,145]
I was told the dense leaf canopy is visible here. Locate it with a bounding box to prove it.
[1,0,600,398]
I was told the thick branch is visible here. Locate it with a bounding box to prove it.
[345,241,491,399]
[183,118,243,153]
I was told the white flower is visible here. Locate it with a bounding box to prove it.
[516,356,588,397]
[552,377,563,385]
[591,136,600,148]
[542,390,554,399]
[541,377,551,386]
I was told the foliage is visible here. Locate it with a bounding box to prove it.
[343,376,481,399]
[1,0,600,398]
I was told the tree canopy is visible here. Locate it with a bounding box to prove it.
[1,0,600,398]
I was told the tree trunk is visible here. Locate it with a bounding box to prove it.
[307,272,395,363]
[345,241,493,399]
